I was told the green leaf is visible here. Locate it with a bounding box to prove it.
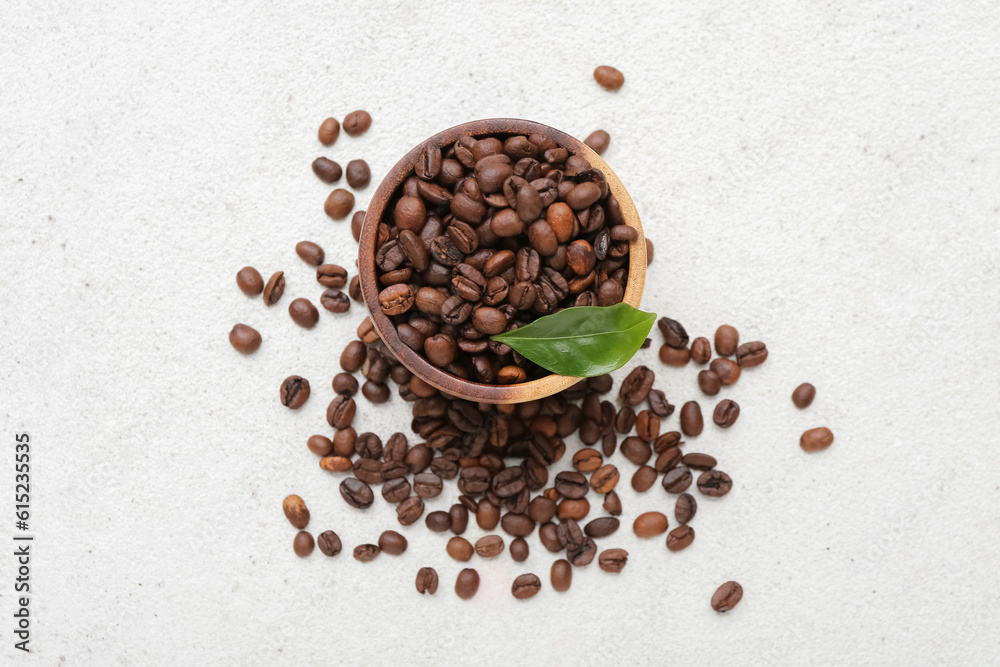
[491,303,656,378]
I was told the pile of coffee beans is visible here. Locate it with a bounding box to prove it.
[230,107,835,609]
[372,130,636,383]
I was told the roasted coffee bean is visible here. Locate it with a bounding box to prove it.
[316,530,342,557]
[351,210,365,241]
[345,159,370,189]
[596,278,624,306]
[352,543,381,562]
[736,341,768,367]
[659,345,690,367]
[551,559,572,592]
[527,496,557,524]
[424,510,451,533]
[413,472,444,499]
[393,196,426,232]
[584,517,620,538]
[646,389,674,419]
[631,465,658,492]
[710,358,741,386]
[282,494,310,529]
[324,189,354,219]
[793,383,816,408]
[349,275,362,302]
[567,537,597,567]
[318,117,340,145]
[431,457,459,480]
[340,340,366,372]
[379,530,408,556]
[554,471,589,499]
[501,512,535,537]
[711,581,743,612]
[354,432,382,459]
[590,464,620,494]
[379,284,414,316]
[320,289,350,313]
[598,548,628,573]
[326,395,356,430]
[669,493,697,527]
[680,401,704,437]
[475,535,505,558]
[455,568,480,600]
[342,110,371,136]
[472,307,506,335]
[572,448,603,473]
[339,478,373,509]
[312,157,342,183]
[447,536,474,562]
[293,531,314,557]
[609,224,637,242]
[800,427,834,452]
[620,436,652,466]
[236,266,264,296]
[446,503,468,535]
[307,434,334,457]
[713,399,740,428]
[593,65,625,90]
[319,455,352,473]
[690,337,711,364]
[645,238,654,265]
[263,271,285,306]
[615,407,636,434]
[333,428,357,457]
[316,264,348,288]
[280,375,310,409]
[295,241,325,266]
[556,519,584,550]
[698,370,722,396]
[352,458,385,484]
[715,325,739,356]
[635,410,660,442]
[415,567,439,595]
[584,129,611,154]
[382,478,411,504]
[666,525,695,552]
[229,324,261,354]
[423,333,456,367]
[658,317,689,348]
[681,452,715,471]
[603,490,622,516]
[288,298,319,329]
[475,498,501,530]
[654,431,682,453]
[512,573,541,599]
[619,366,654,407]
[515,247,541,282]
[396,496,425,525]
[405,443,433,474]
[381,460,407,480]
[330,373,357,397]
[539,522,562,552]
[503,537,527,563]
[557,498,590,521]
[362,380,390,404]
[633,511,668,538]
[697,470,732,497]
[663,466,693,494]
[492,466,526,498]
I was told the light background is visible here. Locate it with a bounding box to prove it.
[2,1,999,665]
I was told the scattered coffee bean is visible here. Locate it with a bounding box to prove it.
[312,157,342,183]
[633,511,668,538]
[800,427,834,452]
[288,298,319,329]
[645,238,654,265]
[590,464,620,494]
[551,559,572,592]
[682,453,716,470]
[679,401,703,437]
[619,366,654,407]
[325,189,355,219]
[295,241,325,266]
[713,399,740,428]
[415,567,438,595]
[282,494,310,529]
[236,266,264,296]
[307,434,333,456]
[280,375,310,409]
[378,530,408,555]
[658,317,689,348]
[510,537,529,562]
[316,264,348,288]
[662,466,693,494]
[792,383,816,408]
[343,110,371,137]
[346,159,371,189]
[475,535,505,558]
[339,477,373,509]
[351,210,365,242]
[317,530,342,557]
[512,573,542,599]
[675,493,697,524]
[455,568,480,600]
[690,337,711,364]
[320,289,351,313]
[715,325,739,356]
[598,548,628,573]
[396,496,425,525]
[353,544,380,562]
[229,324,261,354]
[666,525,695,551]
[584,517,620,538]
[593,65,625,91]
[710,358,741,386]
[736,341,768,367]
[631,465,658,493]
[697,370,721,396]
[711,581,743,612]
[447,536,474,562]
[263,271,285,306]
[697,470,733,497]
[318,117,340,145]
[584,130,610,154]
[293,531,314,557]
[659,345,690,367]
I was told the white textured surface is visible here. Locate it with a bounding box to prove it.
[2,2,999,665]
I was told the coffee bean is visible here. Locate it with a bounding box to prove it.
[472,307,506,335]
[342,110,371,136]
[619,366,654,407]
[658,317,689,348]
[361,380,390,404]
[447,536,474,562]
[349,275,362,302]
[525,496,556,524]
[600,492,621,518]
[715,325,739,356]
[352,432,381,459]
[378,530,408,556]
[333,428,356,456]
[352,458,385,484]
[295,241,325,267]
[567,537,597,566]
[396,496,425,525]
[509,537,529,562]
[645,238,654,265]
[615,407,636,434]
[667,525,695,551]
[557,498,590,521]
[675,493,698,524]
[287,298,319,329]
[475,535,505,558]
[654,431,682,453]
[476,499,500,530]
[593,65,625,90]
[382,478,411,504]
[282,494,309,529]
[414,567,439,595]
[690,337,711,364]
[280,375,310,409]
[539,522,562,552]
[312,157,342,183]
[598,548,628,573]
[710,358,741,386]
[697,470,732,497]
[318,117,340,145]
[635,410,660,442]
[659,345,690,367]
[316,530,342,557]
[584,517,620,538]
[680,401,704,437]
[512,573,541,599]
[551,559,572,592]
[345,159,370,188]
[682,453,716,470]
[324,189,354,219]
[590,464,620,494]
[633,511,668,538]
[448,503,469,535]
[320,289,350,313]
[572,448,603,473]
[229,324,261,354]
[353,544,380,562]
[713,399,740,428]
[621,436,652,465]
[378,284,414,316]
[792,383,816,408]
[263,271,285,306]
[339,478,373,509]
[307,434,333,457]
[647,389,674,418]
[236,266,264,296]
[293,531,314,557]
[800,427,834,452]
[554,471,589,499]
[316,264,348,288]
[455,568,480,600]
[698,370,721,396]
[501,512,535,537]
[421,510,449,533]
[711,581,743,612]
[414,472,444,498]
[631,465,658,492]
[584,129,610,155]
[351,210,365,242]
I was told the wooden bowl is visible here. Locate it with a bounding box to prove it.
[358,118,646,404]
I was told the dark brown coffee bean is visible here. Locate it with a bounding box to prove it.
[698,370,721,396]
[600,492,621,518]
[609,224,637,242]
[236,266,264,296]
[597,548,628,573]
[584,129,610,154]
[339,477,373,509]
[349,275,362,302]
[800,427,834,452]
[596,278,624,307]
[287,298,319,329]
[280,375,310,409]
[476,499,500,530]
[711,581,743,612]
[590,464,619,494]
[568,537,597,566]
[557,498,590,521]
[326,394,356,429]
[455,568,480,600]
[714,325,739,356]
[680,401,704,437]
[654,431,682,453]
[293,531,314,557]
[263,271,285,306]
[340,340,366,372]
[697,470,732,497]
[350,543,379,563]
[490,208,524,237]
[430,236,464,267]
[316,264,348,288]
[682,453,716,470]
[508,281,536,309]
[342,110,371,136]
[509,537,529,562]
[659,345,691,367]
[554,471,589,499]
[584,517,620,538]
[615,406,636,434]
[382,478,411,503]
[619,366,654,407]
[526,220,558,256]
[635,410,660,442]
[620,436,652,465]
[527,496,557,524]
[317,289,349,313]
[647,389,674,418]
[431,457,459,480]
[538,522,562,552]
[332,428,356,457]
[475,535,505,558]
[352,457,385,484]
[449,504,469,535]
[631,465,658,492]
[421,510,451,533]
[316,530,342,557]
[413,472,443,499]
[633,511,668,538]
[423,333,456,367]
[690,337,711,364]
[404,443,432,474]
[353,432,381,459]
[663,466,693,494]
[501,512,535,537]
[675,493,698,524]
[713,399,740,428]
[312,157,342,183]
[645,238,654,265]
[667,525,695,551]
[472,307,506,335]
[710,358,742,386]
[376,284,413,316]
[345,159,370,189]
[594,65,625,91]
[415,567,438,595]
[447,536,474,562]
[551,559,572,592]
[378,530,407,556]
[511,573,541,599]
[652,445,682,472]
[229,324,261,354]
[324,189,354,219]
[565,181,601,210]
[658,317,689,348]
[396,496,425,525]
[295,241,325,267]
[361,380,390,404]
[793,383,816,408]
[394,196,426,231]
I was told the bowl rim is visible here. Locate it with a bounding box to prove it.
[358,118,646,404]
